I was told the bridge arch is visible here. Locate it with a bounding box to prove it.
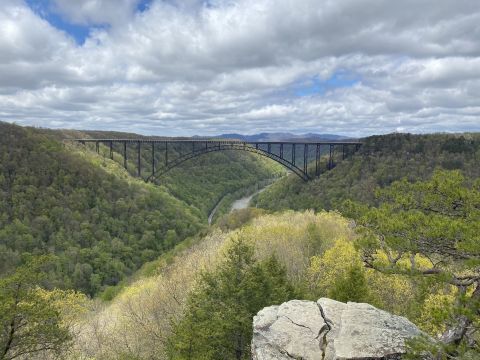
[68,139,362,182]
[148,143,309,181]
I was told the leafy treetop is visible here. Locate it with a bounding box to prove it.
[345,169,480,356]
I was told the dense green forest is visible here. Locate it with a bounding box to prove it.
[255,133,480,211]
[51,173,479,359]
[0,122,279,296]
[63,130,284,216]
[1,127,479,359]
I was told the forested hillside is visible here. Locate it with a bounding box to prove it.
[69,210,356,359]
[41,128,284,216]
[255,133,480,211]
[66,177,480,360]
[0,122,279,296]
[1,127,479,359]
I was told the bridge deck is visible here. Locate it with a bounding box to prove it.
[68,138,362,145]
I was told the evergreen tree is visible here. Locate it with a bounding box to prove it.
[345,169,480,358]
[328,264,372,303]
[168,236,296,360]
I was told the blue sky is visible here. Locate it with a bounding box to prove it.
[295,73,360,97]
[26,0,152,44]
[26,0,91,44]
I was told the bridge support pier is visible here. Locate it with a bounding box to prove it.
[304,144,308,174]
[328,144,334,170]
[123,142,127,169]
[152,142,155,174]
[137,141,141,177]
[165,141,168,167]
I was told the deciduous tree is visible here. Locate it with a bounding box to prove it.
[0,257,71,360]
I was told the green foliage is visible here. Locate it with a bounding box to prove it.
[345,169,480,357]
[304,237,418,314]
[0,123,205,295]
[347,169,480,274]
[168,236,296,360]
[5,123,480,359]
[441,136,478,154]
[76,130,284,217]
[161,154,282,216]
[0,122,279,296]
[255,133,480,212]
[328,263,372,303]
[216,207,268,231]
[72,211,353,360]
[0,257,71,360]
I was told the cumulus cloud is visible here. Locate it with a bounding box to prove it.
[51,0,141,26]
[0,0,479,135]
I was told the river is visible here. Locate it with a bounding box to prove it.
[230,185,271,211]
[208,182,272,225]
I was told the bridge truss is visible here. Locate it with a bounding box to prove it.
[68,139,362,181]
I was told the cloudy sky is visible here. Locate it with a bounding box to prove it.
[1,0,479,136]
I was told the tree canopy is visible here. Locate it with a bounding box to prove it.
[0,257,77,360]
[345,169,480,357]
[0,122,279,296]
[168,236,296,360]
[255,133,480,211]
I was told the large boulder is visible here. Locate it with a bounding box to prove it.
[252,298,424,360]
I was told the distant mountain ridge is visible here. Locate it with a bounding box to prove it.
[214,132,352,142]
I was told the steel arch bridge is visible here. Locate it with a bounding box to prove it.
[67,138,362,181]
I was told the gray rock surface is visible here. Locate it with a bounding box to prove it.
[252,298,423,360]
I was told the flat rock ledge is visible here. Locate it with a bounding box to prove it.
[252,298,423,360]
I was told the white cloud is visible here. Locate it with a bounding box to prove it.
[51,0,141,26]
[244,104,296,119]
[0,0,479,135]
[0,2,71,64]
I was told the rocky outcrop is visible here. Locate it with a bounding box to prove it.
[252,298,424,360]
